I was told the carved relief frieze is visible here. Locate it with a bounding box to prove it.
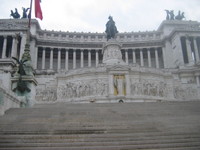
[57,78,108,100]
[35,87,57,102]
[130,79,168,97]
[173,86,198,100]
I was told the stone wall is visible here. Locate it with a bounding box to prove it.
[34,65,200,103]
[0,81,25,115]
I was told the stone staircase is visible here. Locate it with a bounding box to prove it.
[0,101,200,150]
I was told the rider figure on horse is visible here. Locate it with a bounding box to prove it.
[105,16,118,41]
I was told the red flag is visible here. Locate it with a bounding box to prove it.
[35,0,43,20]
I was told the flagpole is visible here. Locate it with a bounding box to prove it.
[21,0,33,61]
[28,0,33,29]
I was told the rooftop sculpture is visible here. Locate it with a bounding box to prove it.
[10,7,30,19]
[10,8,20,19]
[165,10,185,20]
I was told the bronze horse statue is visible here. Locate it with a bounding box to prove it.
[105,16,118,41]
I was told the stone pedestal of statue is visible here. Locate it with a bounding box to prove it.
[11,75,37,107]
[11,58,37,107]
[102,39,125,65]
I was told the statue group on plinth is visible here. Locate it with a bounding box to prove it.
[103,16,124,65]
[10,7,30,19]
[165,10,185,20]
[105,16,118,41]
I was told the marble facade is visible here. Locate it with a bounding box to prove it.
[0,19,200,104]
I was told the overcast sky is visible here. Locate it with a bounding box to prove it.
[0,0,200,33]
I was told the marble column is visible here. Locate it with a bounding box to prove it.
[193,37,200,63]
[35,46,38,69]
[140,49,144,66]
[147,48,151,67]
[125,74,130,96]
[125,49,128,64]
[109,74,114,96]
[42,47,46,70]
[65,49,68,71]
[132,49,136,64]
[80,49,84,68]
[73,49,76,69]
[196,75,200,87]
[11,36,17,57]
[50,48,53,70]
[155,48,159,68]
[57,48,61,70]
[19,34,27,59]
[2,36,7,58]
[161,47,166,68]
[88,49,91,67]
[186,37,194,64]
[96,49,99,67]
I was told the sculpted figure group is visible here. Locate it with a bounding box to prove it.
[165,10,185,20]
[10,7,30,19]
[57,79,108,100]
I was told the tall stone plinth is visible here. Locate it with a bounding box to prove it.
[11,75,37,107]
[103,39,125,65]
[103,39,129,101]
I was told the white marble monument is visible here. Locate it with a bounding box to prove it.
[0,18,199,107]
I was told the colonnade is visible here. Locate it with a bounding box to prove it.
[36,47,164,70]
[0,35,21,59]
[36,48,103,70]
[181,36,200,64]
[122,47,163,68]
[196,75,200,87]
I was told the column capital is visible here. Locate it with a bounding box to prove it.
[147,48,151,50]
[185,35,190,40]
[192,36,198,40]
[124,49,129,51]
[65,48,69,51]
[58,48,61,51]
[12,35,16,39]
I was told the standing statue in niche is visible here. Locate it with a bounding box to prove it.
[113,75,126,96]
[105,16,118,41]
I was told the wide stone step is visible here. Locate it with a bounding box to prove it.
[0,132,200,149]
[0,132,200,142]
[0,102,200,149]
[0,142,200,150]
[0,136,200,145]
[1,147,200,150]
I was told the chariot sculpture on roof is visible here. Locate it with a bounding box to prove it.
[165,10,185,20]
